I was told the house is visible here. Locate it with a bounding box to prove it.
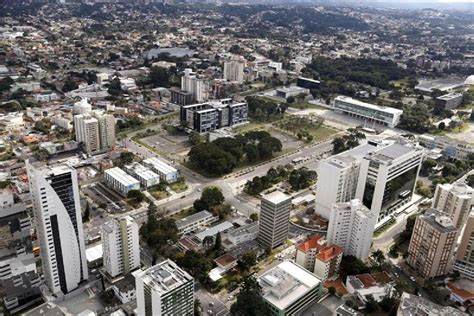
[345,272,395,303]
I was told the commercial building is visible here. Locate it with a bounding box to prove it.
[326,199,377,261]
[26,162,88,294]
[142,157,179,183]
[334,96,403,128]
[417,134,474,160]
[124,163,160,189]
[73,98,92,115]
[435,93,463,111]
[258,191,292,249]
[2,271,42,312]
[170,87,193,106]
[102,216,140,278]
[275,86,309,99]
[454,213,474,280]
[397,292,466,316]
[223,59,245,83]
[345,272,395,303]
[356,142,424,221]
[259,260,323,316]
[181,68,208,102]
[134,259,194,316]
[180,98,248,133]
[432,182,473,229]
[225,221,259,246]
[104,167,140,197]
[407,209,458,278]
[175,210,218,235]
[296,77,320,90]
[295,235,343,281]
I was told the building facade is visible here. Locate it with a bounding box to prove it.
[102,216,140,278]
[432,182,473,229]
[134,259,194,316]
[142,157,179,183]
[258,191,292,249]
[435,93,463,111]
[104,167,140,197]
[74,114,100,154]
[326,199,377,261]
[223,59,245,83]
[27,162,88,294]
[181,69,208,103]
[454,213,474,280]
[407,209,458,278]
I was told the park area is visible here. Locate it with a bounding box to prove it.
[273,115,339,142]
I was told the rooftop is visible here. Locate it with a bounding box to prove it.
[228,221,259,238]
[259,260,322,311]
[195,221,234,242]
[143,157,177,174]
[398,292,466,316]
[176,210,215,230]
[134,259,193,295]
[297,235,326,253]
[262,191,290,205]
[317,245,344,262]
[422,208,458,233]
[104,167,140,187]
[335,96,403,115]
[369,143,417,162]
[437,93,463,101]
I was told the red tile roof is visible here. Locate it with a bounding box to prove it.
[356,274,377,288]
[447,281,474,301]
[297,235,325,253]
[317,245,344,262]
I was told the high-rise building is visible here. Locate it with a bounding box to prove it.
[326,199,377,261]
[356,142,424,221]
[181,69,208,103]
[102,216,140,278]
[407,209,458,278]
[73,98,92,115]
[432,182,473,229]
[74,110,115,154]
[259,260,323,315]
[74,115,100,154]
[26,162,88,295]
[258,191,291,249]
[454,213,474,280]
[134,259,194,316]
[223,59,245,83]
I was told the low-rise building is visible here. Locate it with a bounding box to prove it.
[225,221,259,247]
[2,272,42,312]
[175,210,218,235]
[397,292,467,316]
[259,260,323,315]
[112,274,136,304]
[194,221,234,243]
[417,135,474,160]
[142,157,179,183]
[345,272,394,303]
[124,163,160,188]
[104,167,140,197]
[435,93,463,111]
[275,86,309,99]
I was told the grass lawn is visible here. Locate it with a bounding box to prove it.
[169,180,188,193]
[148,189,170,200]
[273,115,339,142]
[172,207,196,220]
[290,102,326,110]
[232,122,270,134]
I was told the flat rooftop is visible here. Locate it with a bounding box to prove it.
[176,210,214,230]
[370,143,416,162]
[335,96,403,115]
[143,157,177,174]
[437,93,463,101]
[105,167,140,186]
[262,191,290,205]
[259,260,321,311]
[135,259,193,295]
[195,221,234,242]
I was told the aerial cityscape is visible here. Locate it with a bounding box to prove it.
[0,0,473,315]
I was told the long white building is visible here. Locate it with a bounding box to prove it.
[27,162,88,295]
[124,163,160,189]
[327,199,377,261]
[102,216,140,278]
[142,157,179,183]
[334,96,403,128]
[432,182,473,229]
[104,167,140,197]
[134,259,194,316]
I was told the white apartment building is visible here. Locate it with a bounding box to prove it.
[93,111,115,151]
[356,142,424,221]
[74,114,100,154]
[223,59,245,83]
[134,259,194,316]
[142,157,179,183]
[327,199,377,261]
[124,163,160,189]
[181,68,208,102]
[73,98,92,115]
[175,210,218,235]
[26,162,88,295]
[432,182,473,229]
[104,167,140,197]
[102,216,140,278]
[258,191,292,249]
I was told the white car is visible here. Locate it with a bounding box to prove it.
[410,276,416,282]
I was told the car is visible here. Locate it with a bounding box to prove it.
[209,302,214,307]
[207,310,213,315]
[410,276,416,282]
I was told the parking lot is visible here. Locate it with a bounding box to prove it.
[141,133,190,154]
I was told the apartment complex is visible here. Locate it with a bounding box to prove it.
[26,162,88,294]
[432,182,473,229]
[259,260,323,316]
[407,209,458,278]
[180,98,248,133]
[102,216,140,278]
[326,199,377,261]
[134,259,194,316]
[74,110,115,154]
[454,213,474,280]
[104,167,140,197]
[124,163,160,189]
[223,59,245,83]
[142,157,179,183]
[356,142,424,221]
[181,68,208,103]
[334,96,403,128]
[258,191,292,249]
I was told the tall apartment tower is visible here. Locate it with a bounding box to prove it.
[93,111,116,151]
[102,216,140,278]
[315,155,361,219]
[26,162,88,295]
[326,199,377,261]
[356,142,423,221]
[134,259,194,316]
[74,114,100,154]
[223,59,245,83]
[258,191,292,249]
[454,213,474,280]
[432,182,473,229]
[181,69,208,103]
[407,209,458,278]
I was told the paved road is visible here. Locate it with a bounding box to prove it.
[195,283,229,316]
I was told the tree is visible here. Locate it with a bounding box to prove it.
[332,137,346,154]
[371,250,385,266]
[83,202,90,222]
[194,299,202,316]
[230,275,267,316]
[340,255,369,276]
[238,251,257,272]
[328,286,336,295]
[466,174,474,187]
[286,96,295,104]
[119,151,135,164]
[438,122,446,130]
[365,295,378,313]
[250,213,259,222]
[62,78,78,92]
[201,187,225,207]
[127,190,145,204]
[189,131,202,145]
[214,232,222,251]
[203,236,214,250]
